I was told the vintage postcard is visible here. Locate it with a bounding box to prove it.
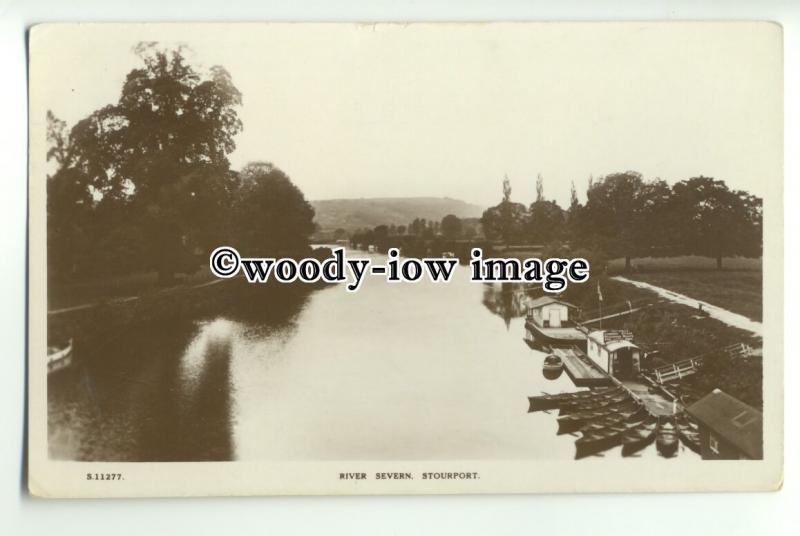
[28,22,783,498]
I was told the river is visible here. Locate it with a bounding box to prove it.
[48,250,693,461]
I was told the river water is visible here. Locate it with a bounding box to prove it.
[48,250,693,461]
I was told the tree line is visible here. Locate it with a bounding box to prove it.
[479,172,761,270]
[347,215,480,246]
[47,45,316,284]
[350,171,761,271]
[48,44,762,283]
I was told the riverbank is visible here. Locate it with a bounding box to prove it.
[618,270,762,322]
[48,267,219,312]
[48,276,326,358]
[552,274,763,410]
[47,275,328,461]
[48,256,585,462]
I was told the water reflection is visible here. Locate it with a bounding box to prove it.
[50,317,237,461]
[481,282,535,329]
[542,366,564,381]
[48,251,699,462]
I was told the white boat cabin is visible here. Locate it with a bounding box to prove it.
[526,297,577,328]
[586,330,641,380]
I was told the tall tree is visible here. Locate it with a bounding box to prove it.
[230,162,315,256]
[631,178,673,257]
[563,180,582,245]
[569,181,579,211]
[65,44,243,282]
[525,173,565,244]
[47,112,92,277]
[670,177,762,269]
[579,171,645,271]
[535,173,544,202]
[441,214,463,239]
[527,199,565,245]
[481,175,527,243]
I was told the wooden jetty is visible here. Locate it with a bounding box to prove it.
[651,342,754,384]
[653,357,704,383]
[550,346,614,387]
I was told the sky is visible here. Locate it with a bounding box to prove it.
[31,22,782,208]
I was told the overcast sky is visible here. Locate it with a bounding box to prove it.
[33,22,782,207]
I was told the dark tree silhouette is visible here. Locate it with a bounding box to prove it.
[441,214,463,239]
[481,175,527,243]
[527,199,565,245]
[525,175,565,245]
[577,171,645,272]
[56,44,243,282]
[670,177,762,269]
[230,162,316,256]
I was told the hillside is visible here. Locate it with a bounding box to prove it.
[311,197,484,232]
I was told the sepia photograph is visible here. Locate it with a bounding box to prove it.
[27,21,783,497]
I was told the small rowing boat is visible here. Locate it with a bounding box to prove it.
[47,338,73,374]
[575,421,628,459]
[557,400,639,434]
[656,416,680,458]
[558,390,630,415]
[621,416,658,456]
[527,386,619,412]
[542,354,564,380]
[676,412,702,454]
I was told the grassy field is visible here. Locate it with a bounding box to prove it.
[605,255,762,322]
[623,270,762,322]
[608,255,762,272]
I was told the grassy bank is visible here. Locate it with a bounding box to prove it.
[604,255,762,322]
[48,267,218,311]
[623,270,762,322]
[607,255,762,273]
[554,275,763,409]
[47,276,325,461]
[48,276,324,350]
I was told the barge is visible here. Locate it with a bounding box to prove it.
[523,296,587,351]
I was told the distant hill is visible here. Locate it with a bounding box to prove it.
[311,197,484,232]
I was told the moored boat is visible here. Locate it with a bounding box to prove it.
[527,386,618,412]
[575,421,628,459]
[656,416,680,458]
[557,389,629,415]
[524,297,587,351]
[542,354,563,371]
[47,338,73,374]
[562,401,644,437]
[675,413,702,454]
[578,405,640,432]
[557,400,639,434]
[621,416,658,456]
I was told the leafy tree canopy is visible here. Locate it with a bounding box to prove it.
[230,162,316,257]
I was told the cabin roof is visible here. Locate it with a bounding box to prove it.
[604,340,639,352]
[588,330,636,350]
[527,296,577,310]
[686,389,763,459]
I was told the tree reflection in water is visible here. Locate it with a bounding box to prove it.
[481,282,539,329]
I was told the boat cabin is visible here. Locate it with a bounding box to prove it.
[586,330,641,380]
[686,389,763,460]
[526,297,577,328]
